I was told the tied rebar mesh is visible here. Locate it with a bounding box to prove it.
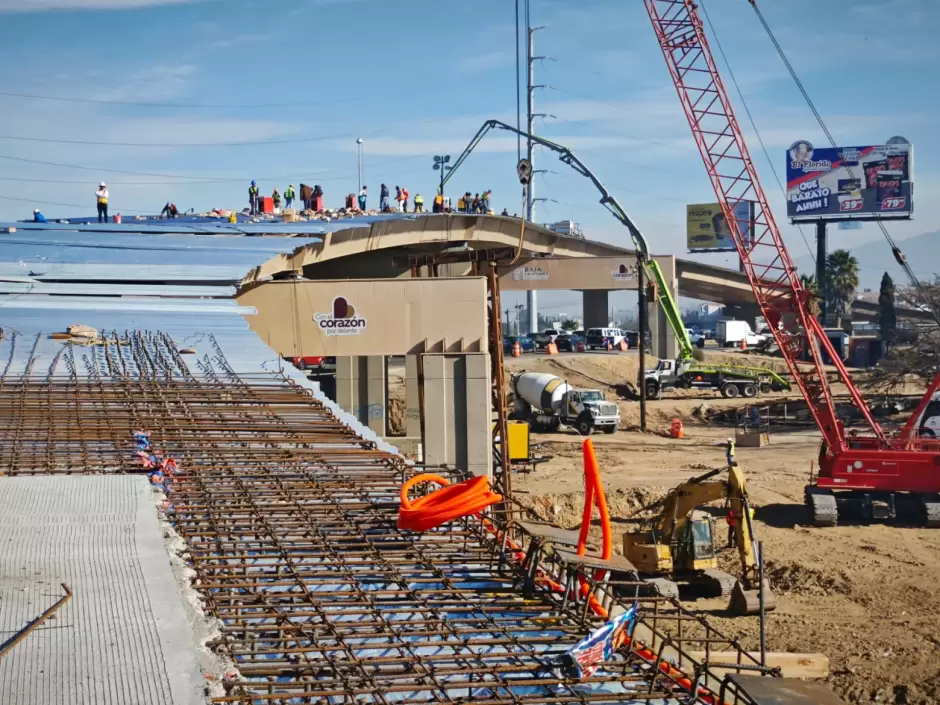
[0,331,766,705]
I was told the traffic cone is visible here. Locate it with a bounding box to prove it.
[619,340,629,352]
[607,341,613,351]
[670,418,684,439]
[547,342,559,355]
[740,338,747,351]
[512,341,521,358]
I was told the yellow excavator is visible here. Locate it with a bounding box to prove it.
[622,464,776,615]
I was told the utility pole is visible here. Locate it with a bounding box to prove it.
[524,1,545,335]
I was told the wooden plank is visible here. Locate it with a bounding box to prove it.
[689,651,829,679]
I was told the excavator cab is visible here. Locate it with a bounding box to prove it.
[673,511,718,572]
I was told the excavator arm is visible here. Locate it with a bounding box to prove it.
[655,465,761,579]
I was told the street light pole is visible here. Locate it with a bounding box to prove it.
[356,138,363,190]
[432,155,451,211]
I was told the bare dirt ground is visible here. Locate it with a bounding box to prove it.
[501,351,940,705]
[387,350,939,701]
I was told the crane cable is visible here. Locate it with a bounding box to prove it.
[746,0,940,329]
[698,1,815,264]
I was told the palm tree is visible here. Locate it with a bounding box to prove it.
[825,249,860,324]
[799,273,821,317]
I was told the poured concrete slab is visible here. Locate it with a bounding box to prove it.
[0,476,205,705]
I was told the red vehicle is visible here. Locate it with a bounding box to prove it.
[286,356,333,371]
[646,0,940,527]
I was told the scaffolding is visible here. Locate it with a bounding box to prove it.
[0,330,772,704]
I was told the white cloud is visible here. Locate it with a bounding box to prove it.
[90,64,197,103]
[458,51,513,73]
[0,0,204,11]
[209,32,275,50]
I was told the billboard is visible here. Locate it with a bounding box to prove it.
[785,141,913,222]
[686,201,750,253]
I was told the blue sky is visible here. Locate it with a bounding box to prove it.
[0,0,937,313]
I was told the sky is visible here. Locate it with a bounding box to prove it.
[0,0,937,317]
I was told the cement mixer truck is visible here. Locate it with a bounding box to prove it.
[509,372,621,435]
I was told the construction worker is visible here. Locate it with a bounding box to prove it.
[500,208,510,216]
[414,193,424,212]
[284,184,295,209]
[457,194,466,212]
[401,186,409,213]
[95,182,109,223]
[472,193,481,214]
[380,184,390,212]
[272,189,281,210]
[32,208,47,223]
[358,185,367,211]
[482,189,491,212]
[248,180,260,215]
[160,202,178,218]
[433,191,443,213]
[725,437,736,467]
[726,507,737,548]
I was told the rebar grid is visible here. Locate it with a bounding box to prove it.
[0,331,765,705]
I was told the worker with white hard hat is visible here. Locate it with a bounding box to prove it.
[95,182,109,223]
[33,208,47,223]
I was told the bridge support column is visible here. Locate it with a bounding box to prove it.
[336,356,388,435]
[650,256,679,360]
[422,353,492,479]
[582,290,609,330]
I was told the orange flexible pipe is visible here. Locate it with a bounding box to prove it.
[398,473,502,532]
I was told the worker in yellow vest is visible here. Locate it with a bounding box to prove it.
[457,195,466,212]
[433,192,444,213]
[284,184,296,209]
[414,193,424,212]
[96,182,109,223]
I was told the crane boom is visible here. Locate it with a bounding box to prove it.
[643,0,887,452]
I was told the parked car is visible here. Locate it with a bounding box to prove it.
[532,329,565,349]
[284,355,336,370]
[503,335,536,354]
[585,327,625,350]
[555,333,584,352]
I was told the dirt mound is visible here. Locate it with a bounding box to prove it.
[763,559,852,597]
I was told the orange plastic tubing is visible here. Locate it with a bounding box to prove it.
[398,473,503,532]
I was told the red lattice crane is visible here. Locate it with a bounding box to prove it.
[644,0,940,527]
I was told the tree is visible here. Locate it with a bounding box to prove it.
[825,249,860,325]
[878,272,897,351]
[866,277,940,390]
[561,319,580,332]
[799,273,821,317]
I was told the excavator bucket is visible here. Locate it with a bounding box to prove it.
[729,580,776,615]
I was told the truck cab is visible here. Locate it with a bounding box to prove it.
[561,389,621,435]
[914,395,940,438]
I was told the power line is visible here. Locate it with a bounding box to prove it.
[746,0,940,327]
[0,89,370,110]
[698,1,816,264]
[0,194,102,209]
[0,153,427,182]
[0,113,467,149]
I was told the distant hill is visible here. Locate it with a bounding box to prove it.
[795,229,940,292]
